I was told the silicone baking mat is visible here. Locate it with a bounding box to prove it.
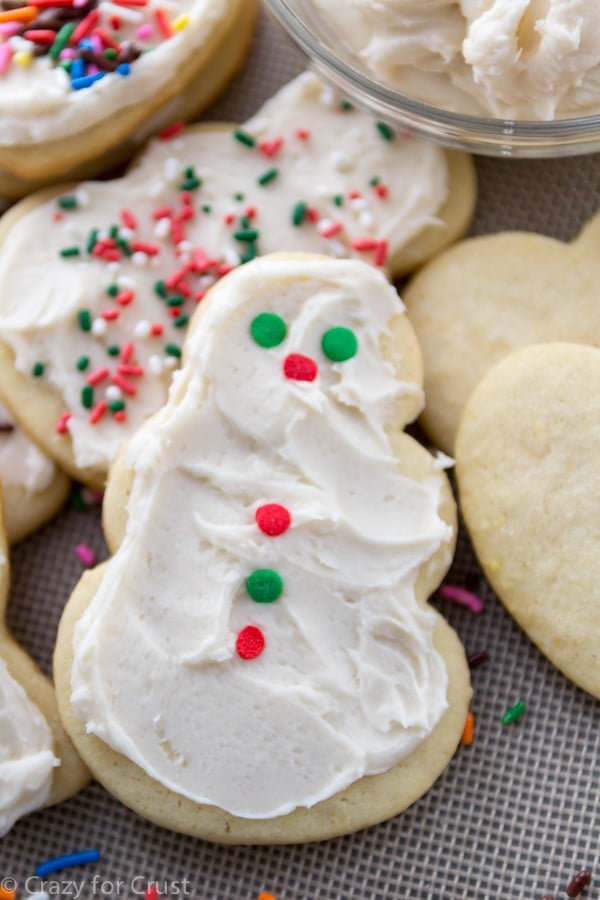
[1,6,599,898]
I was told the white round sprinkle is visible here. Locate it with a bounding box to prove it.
[154,217,171,239]
[131,252,149,267]
[133,320,151,339]
[148,355,164,375]
[105,385,122,402]
[91,318,107,337]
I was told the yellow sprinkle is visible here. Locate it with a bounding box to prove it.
[13,49,33,66]
[172,13,189,31]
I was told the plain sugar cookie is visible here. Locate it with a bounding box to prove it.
[0,498,89,835]
[0,72,475,488]
[55,253,471,843]
[403,213,600,454]
[456,342,600,699]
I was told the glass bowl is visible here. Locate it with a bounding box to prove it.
[264,0,600,158]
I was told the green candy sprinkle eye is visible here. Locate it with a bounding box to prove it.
[250,313,287,348]
[321,327,358,362]
[246,569,284,604]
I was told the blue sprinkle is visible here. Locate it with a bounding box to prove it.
[35,849,101,878]
[72,72,106,90]
[70,58,85,80]
[78,38,94,50]
[116,62,131,76]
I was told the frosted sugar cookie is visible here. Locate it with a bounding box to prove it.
[0,401,70,543]
[403,212,600,454]
[456,343,600,699]
[0,499,89,835]
[0,0,258,199]
[54,253,472,843]
[0,72,476,488]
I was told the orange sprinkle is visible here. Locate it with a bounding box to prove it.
[461,711,475,746]
[0,886,17,900]
[0,5,38,23]
[258,893,278,900]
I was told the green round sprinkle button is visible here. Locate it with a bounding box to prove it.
[321,327,358,362]
[250,313,287,348]
[246,569,284,604]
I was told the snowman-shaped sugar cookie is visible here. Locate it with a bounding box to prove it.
[55,254,471,843]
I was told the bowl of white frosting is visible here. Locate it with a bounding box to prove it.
[264,0,600,157]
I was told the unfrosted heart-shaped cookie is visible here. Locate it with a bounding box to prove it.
[403,213,600,454]
[456,342,600,699]
[0,72,475,489]
[54,253,471,843]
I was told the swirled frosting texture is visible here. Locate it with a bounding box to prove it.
[0,658,56,835]
[71,255,452,819]
[310,0,600,119]
[0,73,448,473]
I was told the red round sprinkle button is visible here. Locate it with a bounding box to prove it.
[236,625,265,660]
[255,503,291,536]
[283,353,318,382]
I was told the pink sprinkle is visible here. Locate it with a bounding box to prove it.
[320,221,343,239]
[112,373,137,396]
[135,23,153,39]
[121,341,134,363]
[89,400,108,424]
[439,584,485,615]
[259,137,283,158]
[56,411,72,434]
[120,209,138,230]
[86,367,110,386]
[0,43,12,74]
[0,22,20,36]
[131,241,160,256]
[374,239,388,267]
[59,48,77,59]
[101,308,120,321]
[351,237,377,252]
[116,289,134,306]
[75,543,96,567]
[150,323,164,336]
[118,363,144,377]
[295,128,310,140]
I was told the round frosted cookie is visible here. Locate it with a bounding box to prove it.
[456,342,600,699]
[0,72,476,489]
[403,212,600,454]
[0,0,258,199]
[0,499,89,835]
[54,253,471,843]
[0,402,70,544]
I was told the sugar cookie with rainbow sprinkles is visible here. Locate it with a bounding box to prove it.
[0,0,258,198]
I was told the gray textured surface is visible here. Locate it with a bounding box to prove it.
[1,6,599,899]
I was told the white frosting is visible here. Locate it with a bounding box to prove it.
[0,0,233,145]
[0,73,448,472]
[70,255,451,819]
[0,657,57,835]
[310,0,600,119]
[0,402,56,494]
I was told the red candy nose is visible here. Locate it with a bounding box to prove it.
[283,353,318,382]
